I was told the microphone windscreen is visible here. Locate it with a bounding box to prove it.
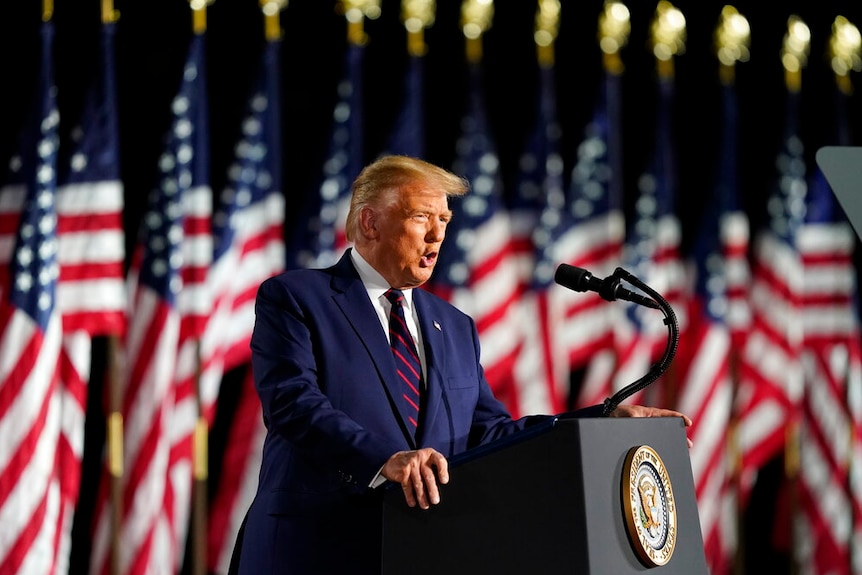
[554,264,591,292]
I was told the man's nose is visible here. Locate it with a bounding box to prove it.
[427,220,446,242]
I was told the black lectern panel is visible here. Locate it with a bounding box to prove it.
[381,417,707,574]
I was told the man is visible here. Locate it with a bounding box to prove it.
[233,155,691,574]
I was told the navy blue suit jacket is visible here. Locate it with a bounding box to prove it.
[234,251,598,574]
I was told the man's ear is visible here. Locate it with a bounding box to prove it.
[358,206,378,239]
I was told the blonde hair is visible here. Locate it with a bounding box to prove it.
[345,155,469,242]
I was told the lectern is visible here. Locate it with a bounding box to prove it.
[382,416,708,574]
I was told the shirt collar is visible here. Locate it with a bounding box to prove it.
[350,249,416,308]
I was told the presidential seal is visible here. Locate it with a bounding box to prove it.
[621,445,677,567]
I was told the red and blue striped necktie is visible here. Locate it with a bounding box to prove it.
[384,289,423,430]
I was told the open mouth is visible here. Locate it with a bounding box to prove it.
[421,252,437,266]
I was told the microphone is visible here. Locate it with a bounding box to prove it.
[554,264,660,309]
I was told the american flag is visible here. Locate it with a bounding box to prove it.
[734,88,805,504]
[508,63,568,416]
[0,23,125,334]
[0,20,67,574]
[565,68,626,410]
[288,42,364,270]
[425,61,529,415]
[605,74,685,407]
[55,21,126,337]
[674,80,748,575]
[794,85,860,575]
[89,32,212,575]
[205,36,285,575]
[54,20,126,575]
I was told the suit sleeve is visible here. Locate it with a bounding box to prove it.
[250,276,403,486]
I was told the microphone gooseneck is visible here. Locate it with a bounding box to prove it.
[553,264,679,416]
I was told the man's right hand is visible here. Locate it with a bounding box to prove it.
[382,448,450,510]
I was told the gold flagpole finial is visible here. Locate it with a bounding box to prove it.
[714,5,750,84]
[402,0,435,57]
[650,0,685,78]
[460,0,493,63]
[42,0,53,21]
[781,15,810,92]
[599,1,630,74]
[534,0,560,67]
[102,0,120,23]
[338,0,381,46]
[189,0,215,34]
[260,0,288,41]
[829,16,861,94]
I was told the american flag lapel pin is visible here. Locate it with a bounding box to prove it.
[433,321,441,331]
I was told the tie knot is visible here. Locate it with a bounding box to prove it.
[385,289,404,306]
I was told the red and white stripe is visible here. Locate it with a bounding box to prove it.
[0,181,126,334]
[795,220,859,574]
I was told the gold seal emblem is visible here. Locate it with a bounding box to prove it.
[621,445,677,567]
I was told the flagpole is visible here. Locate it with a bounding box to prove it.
[708,8,751,574]
[89,3,123,573]
[261,0,287,42]
[534,0,559,69]
[460,0,493,65]
[338,0,381,46]
[101,0,119,23]
[650,1,685,83]
[402,0,434,57]
[647,0,684,407]
[187,4,214,574]
[781,18,809,575]
[599,1,629,77]
[107,335,124,575]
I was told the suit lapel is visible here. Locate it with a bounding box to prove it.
[413,290,448,449]
[330,253,417,448]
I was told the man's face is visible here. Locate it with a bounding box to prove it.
[366,187,453,289]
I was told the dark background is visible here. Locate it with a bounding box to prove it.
[2,1,861,573]
[2,0,861,250]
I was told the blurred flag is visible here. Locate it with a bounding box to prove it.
[55,19,127,575]
[605,73,685,407]
[794,80,861,575]
[426,60,529,415]
[0,20,68,574]
[565,66,626,409]
[675,80,748,575]
[205,36,285,575]
[55,22,126,337]
[287,42,364,269]
[509,62,567,416]
[89,33,212,575]
[734,86,805,503]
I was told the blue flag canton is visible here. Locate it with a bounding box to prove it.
[690,82,742,324]
[214,42,280,261]
[765,91,806,246]
[310,44,365,268]
[435,64,502,288]
[139,38,208,303]
[768,135,807,245]
[59,23,120,186]
[10,22,60,330]
[568,117,613,225]
[511,66,567,290]
[691,196,730,323]
[531,155,567,290]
